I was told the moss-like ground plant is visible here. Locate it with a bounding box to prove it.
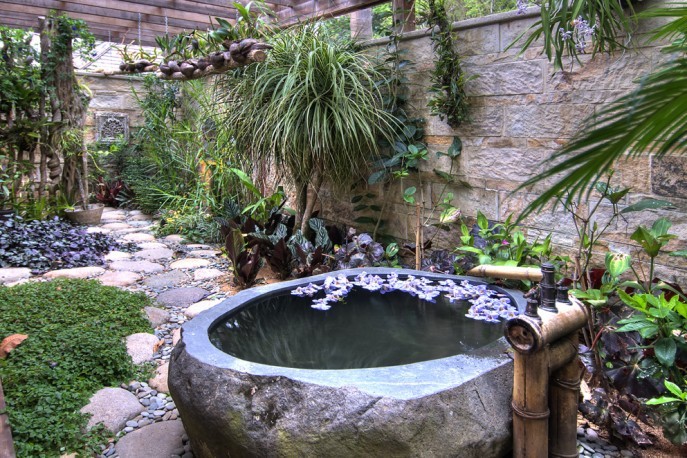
[0,279,152,456]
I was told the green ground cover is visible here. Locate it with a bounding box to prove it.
[0,279,152,457]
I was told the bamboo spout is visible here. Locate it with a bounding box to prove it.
[466,265,543,281]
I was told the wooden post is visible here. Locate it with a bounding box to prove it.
[392,0,416,32]
[0,380,16,458]
[350,8,373,40]
[415,202,421,270]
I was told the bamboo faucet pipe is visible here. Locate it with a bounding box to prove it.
[466,265,543,282]
[550,333,584,458]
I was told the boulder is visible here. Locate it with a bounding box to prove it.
[80,387,143,432]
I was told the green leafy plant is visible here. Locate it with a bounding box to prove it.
[508,0,635,71]
[646,380,687,445]
[220,25,397,235]
[454,211,562,287]
[426,0,471,127]
[0,279,152,456]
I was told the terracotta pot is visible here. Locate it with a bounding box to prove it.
[64,204,104,225]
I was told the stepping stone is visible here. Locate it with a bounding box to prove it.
[129,220,153,228]
[186,244,212,249]
[163,234,184,243]
[122,233,155,242]
[80,387,143,432]
[129,214,153,221]
[185,299,223,319]
[104,251,131,261]
[169,258,210,269]
[157,287,209,308]
[101,213,126,221]
[115,420,185,458]
[128,210,144,216]
[110,260,164,273]
[134,248,174,261]
[144,306,170,327]
[138,242,168,250]
[148,362,169,392]
[187,249,221,258]
[193,268,224,281]
[102,206,118,213]
[43,266,105,280]
[143,270,189,290]
[113,228,149,235]
[98,271,141,287]
[86,227,111,234]
[101,222,132,231]
[126,333,159,364]
[0,268,31,285]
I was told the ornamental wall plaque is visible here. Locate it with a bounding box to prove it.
[95,112,129,143]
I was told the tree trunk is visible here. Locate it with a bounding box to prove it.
[300,173,324,236]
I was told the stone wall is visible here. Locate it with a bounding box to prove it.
[319,3,687,284]
[79,71,145,144]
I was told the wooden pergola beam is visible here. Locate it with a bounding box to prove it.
[277,0,387,26]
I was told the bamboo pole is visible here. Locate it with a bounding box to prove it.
[549,333,583,458]
[415,202,421,270]
[512,349,550,458]
[467,265,543,282]
[0,379,16,458]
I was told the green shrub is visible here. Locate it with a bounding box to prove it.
[0,279,152,457]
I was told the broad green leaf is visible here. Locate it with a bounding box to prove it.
[654,337,677,366]
[433,169,454,183]
[621,199,675,214]
[664,380,685,399]
[631,226,661,257]
[605,252,631,278]
[669,250,687,258]
[447,136,462,158]
[646,396,682,405]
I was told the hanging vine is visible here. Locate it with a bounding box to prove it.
[426,0,471,127]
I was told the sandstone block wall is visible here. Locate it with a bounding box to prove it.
[79,72,145,144]
[320,3,687,284]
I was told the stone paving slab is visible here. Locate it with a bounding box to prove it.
[101,214,126,221]
[186,249,221,258]
[163,234,184,243]
[104,251,132,261]
[101,222,132,230]
[115,420,186,458]
[193,268,224,281]
[0,267,31,285]
[129,220,154,228]
[98,270,141,287]
[143,270,190,290]
[134,248,175,261]
[148,362,169,393]
[122,233,156,242]
[186,244,212,249]
[185,298,223,319]
[126,333,160,364]
[129,214,153,221]
[81,387,143,432]
[169,258,211,269]
[144,306,170,327]
[137,242,169,250]
[110,260,164,273]
[156,287,209,308]
[43,266,105,279]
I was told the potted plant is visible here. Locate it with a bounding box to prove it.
[62,131,104,225]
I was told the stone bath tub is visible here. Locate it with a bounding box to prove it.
[169,268,525,457]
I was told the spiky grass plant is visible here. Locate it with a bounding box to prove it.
[220,25,397,233]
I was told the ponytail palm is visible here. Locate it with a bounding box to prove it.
[220,26,396,232]
[517,5,687,219]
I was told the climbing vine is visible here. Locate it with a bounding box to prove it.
[426,0,471,127]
